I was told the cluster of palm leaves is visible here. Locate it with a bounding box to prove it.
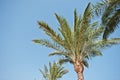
[40,62,68,80]
[94,0,120,39]
[34,0,120,80]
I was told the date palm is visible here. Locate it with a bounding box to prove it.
[94,0,120,39]
[33,3,120,80]
[40,62,68,80]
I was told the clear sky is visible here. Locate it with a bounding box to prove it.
[0,0,120,80]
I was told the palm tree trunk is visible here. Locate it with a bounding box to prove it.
[74,60,84,80]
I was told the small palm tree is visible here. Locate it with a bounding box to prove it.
[33,3,120,80]
[94,0,120,39]
[40,62,68,80]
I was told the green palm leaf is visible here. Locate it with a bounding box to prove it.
[37,21,64,47]
[94,38,120,49]
[79,3,92,33]
[58,58,73,65]
[103,9,120,39]
[55,13,73,49]
[33,39,64,51]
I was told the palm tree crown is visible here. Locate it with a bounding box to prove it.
[40,62,68,80]
[33,3,120,67]
[33,3,120,80]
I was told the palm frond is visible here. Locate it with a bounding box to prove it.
[56,66,68,78]
[77,3,93,51]
[37,21,56,37]
[55,13,74,52]
[58,58,73,65]
[93,0,120,39]
[49,51,67,57]
[82,59,89,68]
[79,3,93,33]
[94,38,120,49]
[37,21,64,46]
[55,13,72,40]
[103,9,120,39]
[74,9,78,32]
[73,10,82,53]
[33,39,64,51]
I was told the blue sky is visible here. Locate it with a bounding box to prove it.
[0,0,120,80]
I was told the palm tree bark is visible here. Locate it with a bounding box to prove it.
[74,59,84,80]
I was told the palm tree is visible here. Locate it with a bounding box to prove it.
[40,62,68,80]
[33,3,120,80]
[93,0,120,39]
